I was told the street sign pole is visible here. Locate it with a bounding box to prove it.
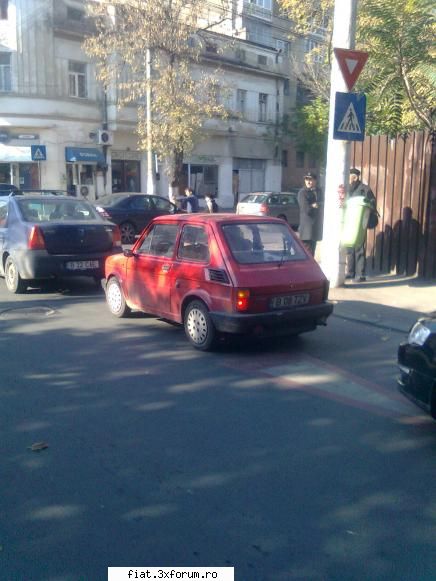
[320,0,358,288]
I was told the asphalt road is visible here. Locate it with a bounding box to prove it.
[1,278,435,581]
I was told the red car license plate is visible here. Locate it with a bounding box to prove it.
[66,260,99,271]
[270,293,310,309]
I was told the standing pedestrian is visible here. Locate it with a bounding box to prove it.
[346,167,376,282]
[205,193,218,213]
[297,172,324,256]
[184,187,199,213]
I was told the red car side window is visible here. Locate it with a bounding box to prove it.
[178,225,210,262]
[137,224,178,257]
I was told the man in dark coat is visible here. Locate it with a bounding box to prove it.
[297,172,324,256]
[184,187,199,213]
[346,168,376,282]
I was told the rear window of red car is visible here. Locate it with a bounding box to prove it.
[222,222,306,264]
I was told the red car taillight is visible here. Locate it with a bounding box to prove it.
[112,226,122,247]
[235,289,250,312]
[259,203,269,215]
[28,226,46,250]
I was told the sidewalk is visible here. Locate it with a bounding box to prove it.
[329,274,436,334]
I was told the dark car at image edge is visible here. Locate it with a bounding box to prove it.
[398,312,436,419]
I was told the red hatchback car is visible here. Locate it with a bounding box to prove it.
[104,214,333,350]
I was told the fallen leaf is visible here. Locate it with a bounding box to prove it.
[28,442,49,452]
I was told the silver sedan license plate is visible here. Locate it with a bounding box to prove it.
[66,260,99,271]
[270,293,310,309]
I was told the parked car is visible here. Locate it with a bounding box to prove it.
[93,193,181,244]
[0,194,122,293]
[19,189,69,196]
[0,184,19,196]
[104,214,333,350]
[236,191,300,230]
[398,313,436,419]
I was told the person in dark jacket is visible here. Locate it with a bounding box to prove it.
[346,167,376,282]
[297,172,324,256]
[184,187,199,213]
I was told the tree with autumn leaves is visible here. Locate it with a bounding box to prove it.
[279,0,436,159]
[84,0,229,192]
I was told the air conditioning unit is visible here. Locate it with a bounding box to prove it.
[97,129,113,145]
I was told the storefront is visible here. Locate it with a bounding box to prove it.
[182,162,218,198]
[110,150,142,193]
[233,158,266,196]
[111,159,141,192]
[0,143,39,188]
[65,147,105,199]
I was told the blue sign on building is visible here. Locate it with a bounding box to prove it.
[333,92,366,142]
[31,145,47,161]
[65,147,105,164]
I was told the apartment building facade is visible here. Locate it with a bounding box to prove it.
[0,0,319,207]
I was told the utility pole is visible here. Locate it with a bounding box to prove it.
[146,48,155,195]
[320,0,358,287]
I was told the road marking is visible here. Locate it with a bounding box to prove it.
[222,354,412,418]
[263,360,408,416]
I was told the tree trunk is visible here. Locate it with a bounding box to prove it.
[167,149,184,204]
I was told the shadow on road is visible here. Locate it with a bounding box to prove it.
[0,279,435,581]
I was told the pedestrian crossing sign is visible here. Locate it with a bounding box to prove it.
[31,145,47,161]
[333,92,366,142]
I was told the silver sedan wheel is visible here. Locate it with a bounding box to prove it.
[5,256,26,294]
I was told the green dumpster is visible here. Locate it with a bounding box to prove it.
[341,195,371,248]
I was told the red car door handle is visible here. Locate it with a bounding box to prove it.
[161,264,171,272]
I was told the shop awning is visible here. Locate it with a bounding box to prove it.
[65,147,105,164]
[0,144,32,162]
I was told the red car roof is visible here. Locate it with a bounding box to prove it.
[152,213,285,224]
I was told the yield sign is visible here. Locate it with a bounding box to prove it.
[334,48,368,91]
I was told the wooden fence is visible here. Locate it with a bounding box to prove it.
[351,131,436,279]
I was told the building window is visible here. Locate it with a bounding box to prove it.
[257,55,267,66]
[296,151,305,168]
[245,20,273,47]
[248,0,272,9]
[0,53,11,92]
[67,7,84,21]
[283,79,290,96]
[281,150,288,167]
[296,81,311,106]
[304,39,324,64]
[68,61,87,98]
[235,48,246,62]
[205,42,218,54]
[275,39,290,55]
[0,0,8,20]
[258,93,268,122]
[236,89,247,116]
[112,160,141,193]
